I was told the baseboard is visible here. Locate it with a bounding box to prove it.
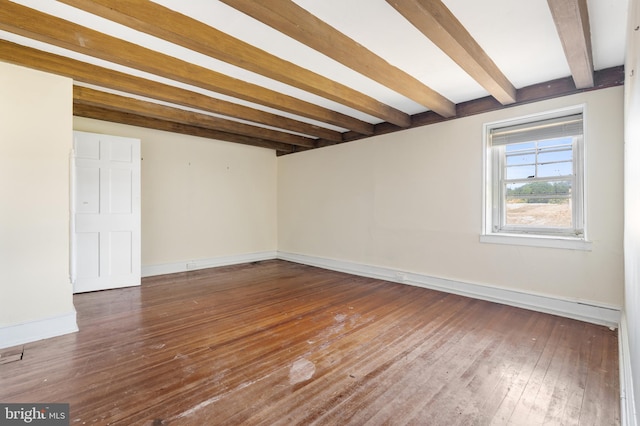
[277,251,621,328]
[142,251,278,277]
[619,313,638,426]
[0,310,78,350]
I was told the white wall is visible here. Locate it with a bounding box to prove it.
[279,87,624,307]
[0,62,76,341]
[73,118,278,272]
[624,0,640,422]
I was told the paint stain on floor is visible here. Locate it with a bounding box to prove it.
[289,358,315,385]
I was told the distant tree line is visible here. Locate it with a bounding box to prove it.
[507,181,570,204]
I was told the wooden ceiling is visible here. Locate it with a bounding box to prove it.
[0,0,628,154]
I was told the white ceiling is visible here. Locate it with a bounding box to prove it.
[0,0,630,144]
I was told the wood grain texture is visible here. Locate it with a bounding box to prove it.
[0,260,619,425]
[386,0,516,104]
[220,0,456,118]
[341,66,624,144]
[0,0,374,135]
[73,104,297,154]
[0,40,343,142]
[58,0,411,128]
[74,86,317,148]
[547,0,594,89]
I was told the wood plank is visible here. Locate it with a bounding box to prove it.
[0,0,374,135]
[0,260,619,424]
[74,104,297,153]
[460,312,555,424]
[340,66,624,144]
[0,345,24,365]
[547,0,595,88]
[74,86,317,148]
[220,0,456,118]
[578,325,621,424]
[58,0,411,129]
[0,40,343,142]
[386,0,516,104]
[0,38,622,154]
[316,297,506,424]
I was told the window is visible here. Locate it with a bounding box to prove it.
[482,107,590,250]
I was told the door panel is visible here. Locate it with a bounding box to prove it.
[110,231,132,276]
[110,139,134,162]
[75,136,100,159]
[75,167,100,214]
[75,232,100,279]
[72,131,141,293]
[109,168,133,214]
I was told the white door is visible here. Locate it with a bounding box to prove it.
[72,131,141,293]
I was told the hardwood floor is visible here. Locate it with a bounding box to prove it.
[0,260,619,425]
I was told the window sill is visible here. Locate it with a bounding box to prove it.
[480,233,592,251]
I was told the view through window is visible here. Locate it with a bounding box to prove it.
[486,108,585,238]
[504,137,573,228]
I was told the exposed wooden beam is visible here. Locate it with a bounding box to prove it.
[340,66,624,144]
[0,0,374,135]
[58,0,411,128]
[74,86,317,148]
[385,0,516,105]
[220,0,456,118]
[74,104,296,154]
[547,0,594,88]
[0,40,342,142]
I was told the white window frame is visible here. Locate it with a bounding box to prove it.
[481,105,591,251]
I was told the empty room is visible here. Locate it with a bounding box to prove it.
[1,0,639,425]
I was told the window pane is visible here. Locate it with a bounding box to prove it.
[505,142,536,152]
[506,164,535,180]
[506,152,535,166]
[506,180,571,199]
[538,137,572,148]
[505,180,572,228]
[486,110,583,238]
[505,201,572,228]
[538,149,572,164]
[537,161,572,177]
[538,138,573,178]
